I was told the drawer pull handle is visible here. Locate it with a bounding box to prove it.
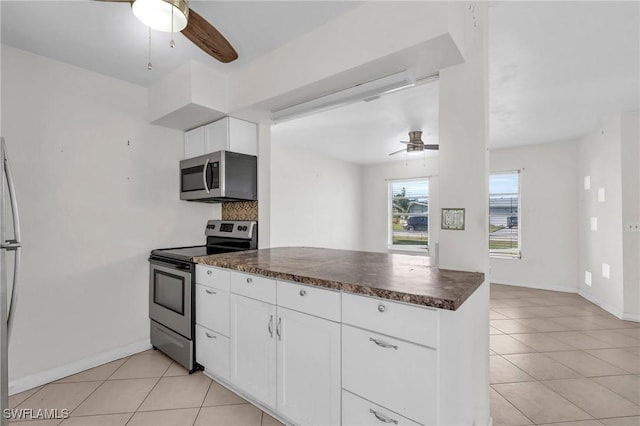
[205,289,217,295]
[369,409,398,425]
[268,315,274,338]
[207,270,212,275]
[299,289,307,296]
[369,337,398,350]
[246,277,253,283]
[205,332,216,339]
[378,303,386,313]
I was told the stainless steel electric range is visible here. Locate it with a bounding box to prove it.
[148,220,257,372]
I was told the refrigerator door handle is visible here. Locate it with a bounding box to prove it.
[3,139,22,343]
[6,246,20,343]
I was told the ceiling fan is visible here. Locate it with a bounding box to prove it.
[96,0,238,63]
[389,131,439,156]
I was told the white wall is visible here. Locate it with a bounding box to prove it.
[361,158,439,254]
[490,141,579,292]
[270,142,362,250]
[620,111,639,319]
[1,46,216,384]
[437,2,489,424]
[578,117,625,317]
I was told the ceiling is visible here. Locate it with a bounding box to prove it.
[1,1,638,164]
[0,1,359,86]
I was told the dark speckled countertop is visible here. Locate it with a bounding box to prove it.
[193,247,485,311]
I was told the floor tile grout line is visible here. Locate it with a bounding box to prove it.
[489,383,536,425]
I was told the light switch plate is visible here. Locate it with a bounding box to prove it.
[598,188,605,202]
[585,271,592,286]
[602,263,610,279]
[584,176,591,190]
[591,217,598,231]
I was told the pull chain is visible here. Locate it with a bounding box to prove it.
[170,5,176,48]
[147,27,153,70]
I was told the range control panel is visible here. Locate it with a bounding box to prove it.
[205,220,257,239]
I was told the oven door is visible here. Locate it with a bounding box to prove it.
[149,260,192,339]
[179,152,222,201]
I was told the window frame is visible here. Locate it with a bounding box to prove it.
[489,170,522,259]
[387,177,430,253]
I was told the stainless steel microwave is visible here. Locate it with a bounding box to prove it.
[180,151,257,202]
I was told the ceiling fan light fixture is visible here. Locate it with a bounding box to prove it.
[132,0,189,32]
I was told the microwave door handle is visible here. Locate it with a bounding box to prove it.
[202,158,210,194]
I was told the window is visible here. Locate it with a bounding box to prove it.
[389,179,429,251]
[489,171,521,258]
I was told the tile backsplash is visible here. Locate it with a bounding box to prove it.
[222,201,258,221]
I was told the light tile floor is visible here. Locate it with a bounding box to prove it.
[8,283,640,426]
[490,284,640,426]
[8,350,283,426]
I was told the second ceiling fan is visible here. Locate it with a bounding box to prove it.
[389,131,439,156]
[97,0,238,63]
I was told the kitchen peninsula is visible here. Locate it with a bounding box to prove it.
[193,247,487,426]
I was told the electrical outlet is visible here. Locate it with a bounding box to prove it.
[584,176,591,190]
[591,217,598,231]
[585,271,592,286]
[625,223,640,232]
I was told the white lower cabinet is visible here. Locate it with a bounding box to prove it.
[342,390,422,426]
[195,325,229,379]
[342,325,437,425]
[230,293,277,408]
[277,306,340,426]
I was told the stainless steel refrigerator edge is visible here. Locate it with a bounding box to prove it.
[1,138,22,426]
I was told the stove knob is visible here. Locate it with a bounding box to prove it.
[237,225,242,231]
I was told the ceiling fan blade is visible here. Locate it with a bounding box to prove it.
[424,144,439,150]
[389,149,406,156]
[182,8,238,63]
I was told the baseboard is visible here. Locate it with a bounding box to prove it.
[490,279,578,294]
[577,289,626,320]
[9,339,151,395]
[622,312,640,322]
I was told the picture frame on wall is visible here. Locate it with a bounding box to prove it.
[441,208,465,230]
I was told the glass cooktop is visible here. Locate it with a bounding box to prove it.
[151,245,237,262]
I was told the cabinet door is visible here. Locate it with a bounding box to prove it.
[195,284,229,336]
[228,118,258,156]
[184,126,206,159]
[277,307,341,426]
[230,294,277,408]
[205,119,229,153]
[195,325,229,380]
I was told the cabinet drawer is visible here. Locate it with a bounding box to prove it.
[195,325,229,380]
[195,284,229,336]
[231,272,276,304]
[342,325,437,426]
[342,390,423,426]
[196,265,230,292]
[342,293,438,348]
[277,281,340,322]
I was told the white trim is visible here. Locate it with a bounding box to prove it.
[490,280,578,294]
[622,312,640,322]
[9,339,151,395]
[578,289,626,320]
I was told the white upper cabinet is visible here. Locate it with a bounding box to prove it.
[183,125,206,159]
[184,117,257,159]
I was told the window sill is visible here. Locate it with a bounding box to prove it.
[490,253,522,260]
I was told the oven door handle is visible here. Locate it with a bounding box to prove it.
[149,259,192,272]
